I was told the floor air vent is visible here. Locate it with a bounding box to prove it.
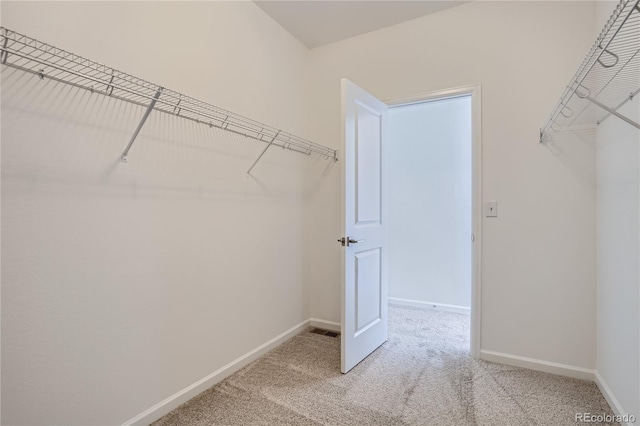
[310,328,340,337]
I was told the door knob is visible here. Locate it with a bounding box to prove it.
[348,238,364,244]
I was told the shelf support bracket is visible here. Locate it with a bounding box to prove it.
[580,93,640,131]
[1,28,8,64]
[106,72,115,96]
[121,87,163,163]
[247,131,280,174]
[597,87,640,125]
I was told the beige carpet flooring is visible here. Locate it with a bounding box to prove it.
[153,305,615,425]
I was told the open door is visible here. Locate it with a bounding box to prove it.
[340,79,388,373]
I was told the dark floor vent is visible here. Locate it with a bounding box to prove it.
[310,328,340,337]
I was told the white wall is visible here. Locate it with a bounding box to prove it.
[304,1,598,370]
[1,2,621,424]
[595,2,640,418]
[387,96,472,308]
[1,2,315,425]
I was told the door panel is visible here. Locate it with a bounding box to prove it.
[355,248,382,334]
[341,79,388,373]
[355,101,382,225]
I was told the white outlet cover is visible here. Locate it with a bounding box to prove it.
[485,201,498,217]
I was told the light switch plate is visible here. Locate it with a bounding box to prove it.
[485,201,498,217]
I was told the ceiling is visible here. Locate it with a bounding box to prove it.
[254,1,469,49]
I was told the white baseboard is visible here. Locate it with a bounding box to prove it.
[594,370,635,426]
[309,318,341,332]
[121,319,310,426]
[389,297,470,315]
[480,350,595,381]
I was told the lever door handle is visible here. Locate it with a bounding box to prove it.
[337,237,365,247]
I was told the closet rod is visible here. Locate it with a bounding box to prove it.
[0,27,338,165]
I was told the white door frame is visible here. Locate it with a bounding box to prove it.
[384,85,482,359]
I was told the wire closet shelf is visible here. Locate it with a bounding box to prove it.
[0,27,337,169]
[540,0,640,142]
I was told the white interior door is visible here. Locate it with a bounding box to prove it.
[340,79,388,373]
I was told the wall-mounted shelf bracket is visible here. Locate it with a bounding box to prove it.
[121,87,163,163]
[577,89,640,130]
[1,28,8,64]
[597,87,640,125]
[247,131,280,174]
[106,72,115,96]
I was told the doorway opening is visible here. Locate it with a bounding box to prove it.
[386,90,479,355]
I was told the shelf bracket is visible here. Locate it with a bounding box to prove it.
[597,87,640,126]
[106,72,115,96]
[247,131,280,174]
[173,96,182,116]
[1,28,8,64]
[121,87,163,163]
[578,92,640,131]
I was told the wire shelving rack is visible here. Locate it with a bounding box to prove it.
[540,0,640,142]
[0,27,337,171]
